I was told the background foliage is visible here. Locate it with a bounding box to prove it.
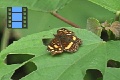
[0,0,120,80]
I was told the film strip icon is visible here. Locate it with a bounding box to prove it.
[7,7,28,29]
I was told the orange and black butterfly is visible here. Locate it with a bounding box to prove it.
[47,28,82,55]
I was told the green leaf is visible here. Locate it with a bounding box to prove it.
[0,0,114,37]
[0,27,101,79]
[87,18,102,36]
[18,0,114,36]
[0,58,19,79]
[89,0,120,13]
[104,68,120,80]
[0,0,72,12]
[0,27,120,80]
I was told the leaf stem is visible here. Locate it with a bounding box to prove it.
[51,11,80,28]
[115,11,120,21]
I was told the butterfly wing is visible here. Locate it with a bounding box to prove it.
[57,28,82,53]
[62,35,82,53]
[57,28,74,35]
[47,28,82,55]
[47,37,63,55]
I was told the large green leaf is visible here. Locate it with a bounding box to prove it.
[89,0,120,13]
[0,0,72,12]
[0,27,120,80]
[104,68,120,80]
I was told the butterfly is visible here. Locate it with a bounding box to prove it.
[47,28,82,55]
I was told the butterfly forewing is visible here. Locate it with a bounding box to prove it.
[57,28,74,35]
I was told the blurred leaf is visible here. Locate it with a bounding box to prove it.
[89,0,120,13]
[0,0,72,12]
[0,27,120,80]
[101,21,111,27]
[110,21,120,38]
[105,21,120,39]
[18,10,72,37]
[60,0,114,28]
[87,18,102,36]
[0,8,6,30]
[0,0,115,37]
[19,0,114,36]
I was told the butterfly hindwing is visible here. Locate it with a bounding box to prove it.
[62,35,82,52]
[47,37,63,55]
